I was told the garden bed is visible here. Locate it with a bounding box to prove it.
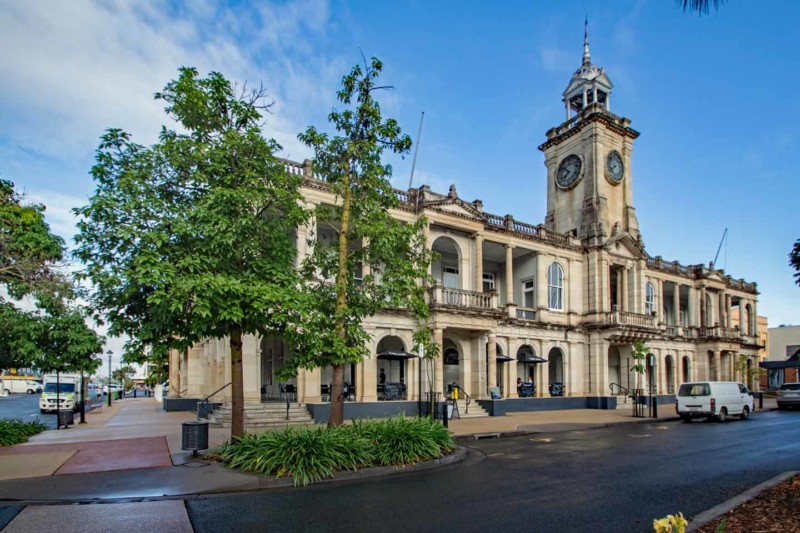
[0,419,46,446]
[212,415,456,486]
[695,474,800,532]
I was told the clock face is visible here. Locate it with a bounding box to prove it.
[556,155,582,189]
[606,151,624,183]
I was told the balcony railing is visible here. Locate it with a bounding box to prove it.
[516,307,536,321]
[431,285,498,310]
[698,326,743,340]
[604,310,657,328]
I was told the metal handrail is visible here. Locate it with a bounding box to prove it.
[452,382,471,414]
[609,382,629,403]
[198,382,232,421]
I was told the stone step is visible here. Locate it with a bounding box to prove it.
[210,421,316,429]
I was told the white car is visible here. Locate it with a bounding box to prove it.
[777,383,800,410]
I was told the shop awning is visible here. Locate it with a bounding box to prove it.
[376,350,419,361]
[517,353,548,363]
[495,354,514,363]
[760,360,800,369]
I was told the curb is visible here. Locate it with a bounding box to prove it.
[0,447,472,505]
[686,470,799,532]
[453,415,681,441]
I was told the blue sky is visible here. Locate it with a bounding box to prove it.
[1,1,798,367]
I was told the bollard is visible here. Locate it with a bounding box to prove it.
[442,402,448,428]
[652,397,658,418]
[759,392,763,410]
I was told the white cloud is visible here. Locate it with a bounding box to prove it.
[0,0,343,166]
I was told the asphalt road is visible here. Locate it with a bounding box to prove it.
[0,393,57,430]
[186,409,800,533]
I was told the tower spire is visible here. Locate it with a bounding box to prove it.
[583,16,591,66]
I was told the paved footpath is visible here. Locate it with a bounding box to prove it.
[0,396,777,532]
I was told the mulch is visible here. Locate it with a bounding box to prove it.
[695,475,800,532]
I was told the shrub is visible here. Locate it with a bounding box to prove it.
[349,416,455,466]
[214,416,457,485]
[215,426,374,486]
[0,418,47,446]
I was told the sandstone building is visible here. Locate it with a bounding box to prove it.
[167,27,762,422]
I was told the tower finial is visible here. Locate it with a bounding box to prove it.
[583,16,591,66]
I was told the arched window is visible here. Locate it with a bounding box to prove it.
[547,262,564,311]
[645,282,655,316]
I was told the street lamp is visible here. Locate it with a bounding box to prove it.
[106,350,113,407]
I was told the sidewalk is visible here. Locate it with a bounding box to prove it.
[0,396,778,532]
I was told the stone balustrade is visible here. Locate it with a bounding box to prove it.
[604,310,657,328]
[431,285,497,310]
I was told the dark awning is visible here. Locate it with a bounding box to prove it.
[760,360,800,369]
[377,350,419,361]
[495,354,514,363]
[517,353,548,363]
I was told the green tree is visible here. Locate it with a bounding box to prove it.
[631,341,648,393]
[34,303,104,376]
[74,67,307,438]
[677,0,725,15]
[789,239,800,288]
[287,57,433,427]
[0,178,66,300]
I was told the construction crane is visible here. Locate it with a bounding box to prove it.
[711,228,728,270]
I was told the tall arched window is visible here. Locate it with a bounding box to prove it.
[645,282,655,316]
[547,262,564,311]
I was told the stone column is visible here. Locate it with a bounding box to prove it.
[620,267,628,312]
[488,333,497,396]
[505,244,514,305]
[700,287,707,327]
[673,283,680,326]
[657,279,664,323]
[302,367,322,403]
[241,335,260,403]
[507,336,518,399]
[422,223,432,277]
[433,328,444,397]
[361,357,377,402]
[475,233,483,293]
[537,253,548,310]
[185,345,202,397]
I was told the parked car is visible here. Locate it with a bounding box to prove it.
[777,383,800,410]
[675,381,753,422]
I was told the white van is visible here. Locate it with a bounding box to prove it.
[2,379,42,395]
[675,381,753,422]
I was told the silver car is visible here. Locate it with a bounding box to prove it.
[777,383,800,410]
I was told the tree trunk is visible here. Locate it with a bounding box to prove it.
[230,326,245,439]
[329,162,353,428]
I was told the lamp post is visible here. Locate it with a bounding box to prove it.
[106,350,113,407]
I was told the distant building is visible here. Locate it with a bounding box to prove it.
[763,325,800,388]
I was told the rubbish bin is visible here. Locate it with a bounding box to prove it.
[182,420,209,456]
[58,409,74,428]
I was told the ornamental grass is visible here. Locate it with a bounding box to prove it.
[0,418,47,446]
[213,415,456,486]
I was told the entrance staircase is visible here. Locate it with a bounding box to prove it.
[454,398,490,419]
[206,402,315,430]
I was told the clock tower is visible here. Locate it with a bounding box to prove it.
[538,21,640,246]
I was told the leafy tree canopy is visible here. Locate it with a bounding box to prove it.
[74,67,308,437]
[790,239,800,288]
[284,57,434,426]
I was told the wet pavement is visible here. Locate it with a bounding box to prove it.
[0,395,790,532]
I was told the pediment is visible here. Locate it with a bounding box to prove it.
[423,197,486,221]
[602,232,647,259]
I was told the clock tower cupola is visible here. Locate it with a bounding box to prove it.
[538,20,640,246]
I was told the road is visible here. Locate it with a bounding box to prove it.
[186,410,800,533]
[0,393,58,430]
[0,390,109,430]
